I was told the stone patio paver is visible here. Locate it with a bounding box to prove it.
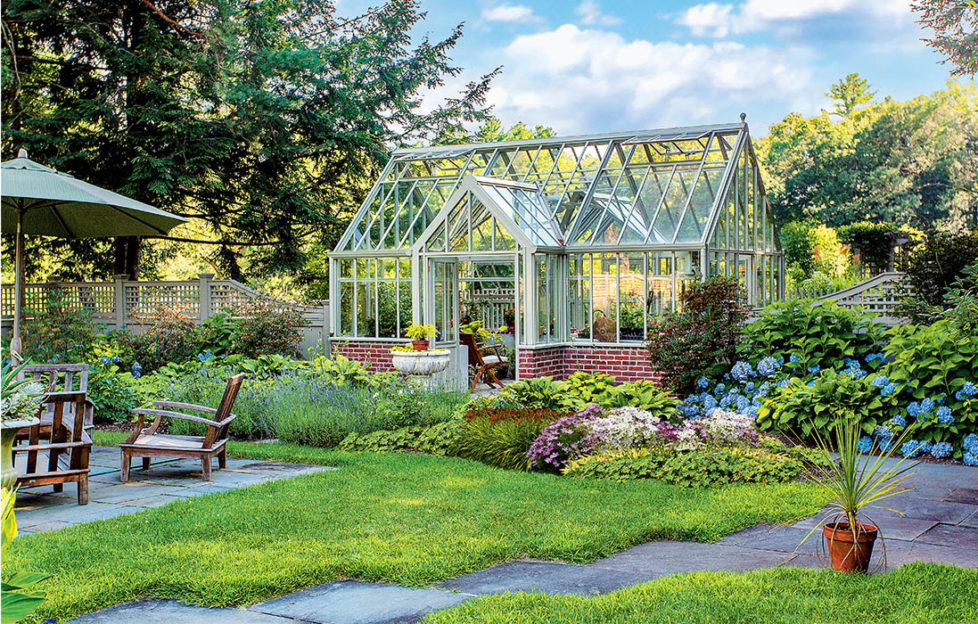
[16,445,329,534]
[250,580,473,624]
[68,599,294,623]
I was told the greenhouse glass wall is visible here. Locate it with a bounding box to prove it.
[329,121,783,381]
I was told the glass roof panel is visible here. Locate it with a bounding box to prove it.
[336,124,764,252]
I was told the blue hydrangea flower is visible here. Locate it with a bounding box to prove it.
[806,379,816,386]
[936,406,953,425]
[879,438,896,454]
[744,405,759,419]
[930,442,953,459]
[873,425,893,441]
[702,395,718,412]
[731,361,754,382]
[889,415,907,428]
[964,433,978,454]
[964,452,978,467]
[807,365,821,375]
[111,355,120,364]
[696,376,710,390]
[901,440,926,458]
[882,383,898,397]
[907,402,921,418]
[789,353,801,363]
[757,382,772,397]
[100,356,111,365]
[871,375,889,387]
[197,351,214,362]
[954,381,977,401]
[777,379,791,389]
[720,394,737,409]
[916,441,932,455]
[745,381,755,393]
[757,356,780,378]
[920,398,936,413]
[736,395,750,413]
[856,436,873,453]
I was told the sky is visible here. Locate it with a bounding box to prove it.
[339,0,964,137]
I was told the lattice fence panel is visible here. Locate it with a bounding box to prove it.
[125,283,200,318]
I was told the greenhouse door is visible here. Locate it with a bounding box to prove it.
[428,257,459,346]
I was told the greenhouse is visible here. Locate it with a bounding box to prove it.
[329,120,783,381]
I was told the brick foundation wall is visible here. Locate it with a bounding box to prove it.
[330,340,400,373]
[519,344,661,384]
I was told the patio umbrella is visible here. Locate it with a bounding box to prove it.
[1,149,187,359]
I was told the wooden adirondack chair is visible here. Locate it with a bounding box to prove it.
[120,374,244,482]
[460,332,509,392]
[16,364,94,434]
[12,391,92,504]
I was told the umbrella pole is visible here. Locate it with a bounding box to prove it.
[10,205,24,362]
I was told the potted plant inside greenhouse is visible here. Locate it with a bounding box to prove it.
[618,290,645,341]
[803,413,917,572]
[405,323,437,351]
[1,359,46,490]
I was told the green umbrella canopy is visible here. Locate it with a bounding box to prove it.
[1,150,187,237]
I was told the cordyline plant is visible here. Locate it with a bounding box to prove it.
[801,412,918,566]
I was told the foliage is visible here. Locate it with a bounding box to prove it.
[338,421,463,456]
[757,370,891,439]
[86,364,153,424]
[424,564,978,624]
[1,488,49,624]
[756,81,978,229]
[741,299,885,374]
[3,445,825,623]
[405,323,437,340]
[21,292,100,363]
[274,382,391,448]
[118,308,201,373]
[898,229,978,319]
[837,221,921,275]
[912,0,978,76]
[231,299,306,359]
[454,408,566,471]
[564,445,811,487]
[1,0,496,279]
[0,376,45,423]
[646,276,749,394]
[780,221,851,279]
[826,73,876,118]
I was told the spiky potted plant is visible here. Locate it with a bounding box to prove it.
[803,413,917,573]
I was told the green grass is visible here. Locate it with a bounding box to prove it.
[423,564,978,624]
[7,439,830,622]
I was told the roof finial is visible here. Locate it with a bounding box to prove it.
[739,112,747,124]
[17,148,28,158]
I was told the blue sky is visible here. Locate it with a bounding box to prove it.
[339,0,963,137]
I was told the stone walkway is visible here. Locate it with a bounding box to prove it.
[15,446,328,534]
[67,458,978,624]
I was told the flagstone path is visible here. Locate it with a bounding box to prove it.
[60,456,978,624]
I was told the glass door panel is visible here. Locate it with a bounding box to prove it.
[428,258,459,345]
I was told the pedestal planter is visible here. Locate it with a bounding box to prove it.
[823,522,878,572]
[2,418,38,490]
[391,349,451,389]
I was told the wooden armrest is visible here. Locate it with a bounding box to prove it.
[44,390,89,402]
[132,408,222,428]
[13,441,90,453]
[153,401,218,414]
[480,344,503,353]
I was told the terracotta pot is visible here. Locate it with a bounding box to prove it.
[823,521,878,572]
[412,340,429,351]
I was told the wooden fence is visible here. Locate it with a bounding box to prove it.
[1,274,330,356]
[781,272,907,325]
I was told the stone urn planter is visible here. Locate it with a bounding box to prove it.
[2,418,38,490]
[391,349,451,389]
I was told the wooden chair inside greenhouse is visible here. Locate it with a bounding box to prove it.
[461,332,508,392]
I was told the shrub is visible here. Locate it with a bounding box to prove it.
[646,276,748,394]
[120,308,202,373]
[740,299,885,374]
[898,229,978,320]
[87,365,155,423]
[231,299,306,358]
[338,421,464,456]
[21,292,101,363]
[454,407,567,471]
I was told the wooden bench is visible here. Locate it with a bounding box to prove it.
[120,374,244,482]
[12,391,92,505]
[461,332,508,392]
[16,364,94,434]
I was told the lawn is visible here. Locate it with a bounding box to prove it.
[422,563,978,624]
[7,438,828,623]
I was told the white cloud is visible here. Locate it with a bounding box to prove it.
[482,4,537,23]
[486,24,815,133]
[576,0,621,27]
[678,0,912,38]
